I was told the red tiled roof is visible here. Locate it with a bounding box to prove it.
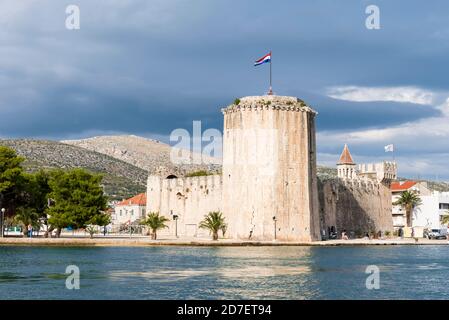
[391,181,417,192]
[338,144,355,165]
[116,193,146,206]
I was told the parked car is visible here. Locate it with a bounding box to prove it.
[424,228,447,240]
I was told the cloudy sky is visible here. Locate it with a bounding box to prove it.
[1,1,449,180]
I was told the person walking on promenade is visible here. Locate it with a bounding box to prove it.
[27,224,33,238]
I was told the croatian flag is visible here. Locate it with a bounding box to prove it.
[254,52,271,66]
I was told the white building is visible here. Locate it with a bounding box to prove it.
[391,181,449,229]
[416,192,449,229]
[112,193,147,225]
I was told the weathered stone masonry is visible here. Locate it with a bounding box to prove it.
[147,174,222,238]
[319,179,394,237]
[146,95,396,241]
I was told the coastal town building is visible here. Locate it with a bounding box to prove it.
[391,181,449,229]
[419,192,449,229]
[112,193,146,225]
[147,95,397,242]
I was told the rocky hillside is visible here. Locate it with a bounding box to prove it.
[425,180,449,192]
[3,137,446,203]
[0,139,147,201]
[317,166,338,181]
[62,135,221,176]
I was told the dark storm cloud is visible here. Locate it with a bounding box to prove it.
[1,0,449,177]
[1,0,449,137]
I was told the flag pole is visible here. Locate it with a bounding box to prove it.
[268,50,273,95]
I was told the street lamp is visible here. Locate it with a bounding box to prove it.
[173,214,179,238]
[272,216,277,240]
[0,208,6,238]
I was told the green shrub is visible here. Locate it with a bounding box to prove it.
[186,170,211,177]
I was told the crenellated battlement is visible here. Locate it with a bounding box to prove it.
[150,174,223,190]
[221,95,317,115]
[339,178,381,193]
[336,144,397,186]
[357,161,397,184]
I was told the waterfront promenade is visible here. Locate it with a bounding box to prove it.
[0,235,448,247]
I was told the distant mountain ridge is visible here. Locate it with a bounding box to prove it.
[1,136,447,203]
[0,139,147,201]
[0,136,220,202]
[62,135,221,176]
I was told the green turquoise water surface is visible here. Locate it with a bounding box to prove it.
[0,245,448,299]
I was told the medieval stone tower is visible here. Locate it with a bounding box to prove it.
[337,144,357,179]
[221,95,321,241]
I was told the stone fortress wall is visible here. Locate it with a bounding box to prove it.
[318,145,397,237]
[319,178,394,237]
[146,168,396,240]
[146,95,397,241]
[147,173,222,238]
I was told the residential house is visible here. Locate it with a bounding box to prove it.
[391,181,449,229]
[113,193,147,226]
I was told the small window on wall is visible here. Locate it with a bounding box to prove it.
[439,203,449,210]
[131,209,134,216]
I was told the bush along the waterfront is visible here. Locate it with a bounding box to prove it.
[0,145,110,238]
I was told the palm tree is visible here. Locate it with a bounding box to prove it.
[14,207,40,236]
[441,212,449,225]
[393,190,422,227]
[141,212,169,240]
[199,211,227,240]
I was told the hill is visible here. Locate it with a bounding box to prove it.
[2,137,446,204]
[0,139,147,201]
[425,180,449,192]
[62,135,221,176]
[62,135,449,193]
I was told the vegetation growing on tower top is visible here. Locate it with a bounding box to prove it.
[186,170,213,177]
